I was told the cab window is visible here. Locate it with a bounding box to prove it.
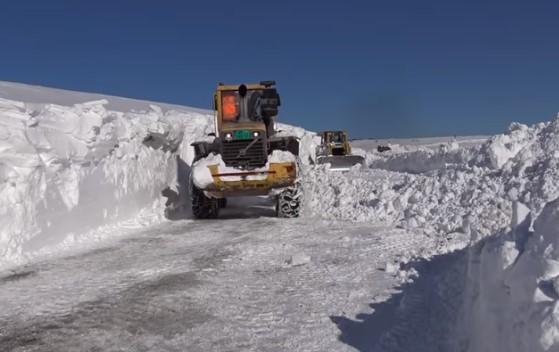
[222,91,239,121]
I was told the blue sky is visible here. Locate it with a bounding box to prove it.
[0,0,558,138]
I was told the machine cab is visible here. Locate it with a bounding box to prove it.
[214,81,280,139]
[321,131,347,145]
[319,131,351,156]
[213,81,281,169]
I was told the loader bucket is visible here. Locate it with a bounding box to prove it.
[316,155,364,171]
[195,162,298,197]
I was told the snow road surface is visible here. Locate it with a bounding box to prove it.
[0,200,439,352]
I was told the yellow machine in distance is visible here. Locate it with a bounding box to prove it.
[316,131,364,171]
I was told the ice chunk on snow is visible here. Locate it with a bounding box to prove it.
[385,262,398,274]
[500,240,519,270]
[482,122,535,169]
[268,149,296,163]
[511,201,530,228]
[287,252,311,266]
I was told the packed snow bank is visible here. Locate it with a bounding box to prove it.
[480,122,539,169]
[302,115,559,350]
[0,97,214,268]
[366,140,475,174]
[276,122,317,164]
[458,198,559,352]
[302,157,511,245]
[304,116,559,247]
[481,118,559,217]
[352,135,489,152]
[0,80,209,114]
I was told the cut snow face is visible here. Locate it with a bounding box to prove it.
[455,198,559,352]
[0,92,215,268]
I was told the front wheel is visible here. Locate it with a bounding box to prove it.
[218,198,227,209]
[276,183,302,218]
[190,177,219,219]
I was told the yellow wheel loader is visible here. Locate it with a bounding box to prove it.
[189,81,301,219]
[316,131,364,171]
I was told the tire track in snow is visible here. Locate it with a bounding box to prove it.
[0,217,434,351]
[186,220,435,351]
[332,247,467,352]
[375,252,466,352]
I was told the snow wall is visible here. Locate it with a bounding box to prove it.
[0,97,216,267]
[454,198,559,352]
[453,117,559,352]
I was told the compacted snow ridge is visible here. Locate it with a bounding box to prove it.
[2,81,559,351]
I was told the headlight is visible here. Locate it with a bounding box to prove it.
[253,131,260,138]
[224,132,233,141]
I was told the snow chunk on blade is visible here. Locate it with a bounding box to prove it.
[191,150,297,189]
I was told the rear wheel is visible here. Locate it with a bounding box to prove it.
[190,178,219,219]
[276,183,302,218]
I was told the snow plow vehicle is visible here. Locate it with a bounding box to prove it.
[316,130,364,171]
[189,81,301,219]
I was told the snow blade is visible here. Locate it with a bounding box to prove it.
[316,155,364,171]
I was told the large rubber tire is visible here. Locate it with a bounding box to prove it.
[190,181,219,219]
[276,184,302,218]
[218,198,227,209]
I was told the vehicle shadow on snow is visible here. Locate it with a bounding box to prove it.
[0,271,211,351]
[162,156,276,220]
[161,156,192,220]
[330,247,469,352]
[218,196,277,219]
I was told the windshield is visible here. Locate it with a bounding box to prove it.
[221,90,266,123]
[326,132,344,143]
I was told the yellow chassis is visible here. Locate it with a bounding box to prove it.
[203,162,297,197]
